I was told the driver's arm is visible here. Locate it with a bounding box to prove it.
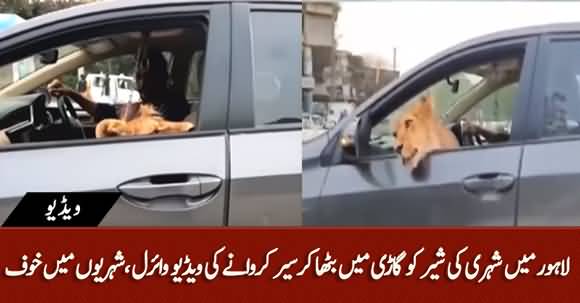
[0,129,10,145]
[48,79,118,122]
[66,92,119,122]
[64,92,98,116]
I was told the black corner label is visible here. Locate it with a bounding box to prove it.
[3,192,120,227]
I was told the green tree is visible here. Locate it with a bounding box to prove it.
[0,0,95,19]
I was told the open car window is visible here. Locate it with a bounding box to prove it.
[0,21,208,148]
[0,45,80,91]
[368,56,522,152]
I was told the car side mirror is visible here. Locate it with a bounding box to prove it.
[38,49,58,65]
[340,118,357,153]
[340,112,371,158]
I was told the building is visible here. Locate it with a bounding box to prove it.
[303,2,400,116]
[350,53,400,104]
[318,50,400,105]
[302,2,340,114]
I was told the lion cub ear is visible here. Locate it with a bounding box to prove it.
[417,95,435,117]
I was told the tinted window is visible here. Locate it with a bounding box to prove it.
[544,40,580,137]
[186,50,205,100]
[250,11,301,126]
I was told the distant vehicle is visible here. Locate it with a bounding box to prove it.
[86,73,140,105]
[302,113,323,129]
[302,113,326,142]
[325,102,354,128]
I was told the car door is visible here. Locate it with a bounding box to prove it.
[0,2,231,226]
[226,3,303,225]
[518,32,580,225]
[304,37,538,226]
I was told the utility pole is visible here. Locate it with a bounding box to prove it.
[330,36,337,105]
[303,41,314,115]
[393,46,397,75]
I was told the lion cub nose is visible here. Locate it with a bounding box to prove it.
[395,144,403,154]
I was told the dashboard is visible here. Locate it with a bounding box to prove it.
[0,94,44,142]
[0,93,88,145]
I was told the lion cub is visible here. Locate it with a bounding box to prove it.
[392,95,459,170]
[95,104,194,138]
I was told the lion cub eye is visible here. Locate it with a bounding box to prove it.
[392,131,397,137]
[404,119,413,128]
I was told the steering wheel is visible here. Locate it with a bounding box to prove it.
[54,94,86,139]
[30,88,52,129]
[56,95,81,127]
[459,120,488,146]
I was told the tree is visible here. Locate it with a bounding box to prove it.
[0,0,95,19]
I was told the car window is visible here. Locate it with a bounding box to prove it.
[463,83,516,132]
[186,50,204,101]
[0,22,209,148]
[368,57,522,152]
[184,50,205,127]
[543,40,580,137]
[0,45,80,89]
[58,54,137,104]
[250,11,301,126]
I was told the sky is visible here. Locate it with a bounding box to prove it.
[336,1,580,73]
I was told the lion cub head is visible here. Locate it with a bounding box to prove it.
[392,95,459,170]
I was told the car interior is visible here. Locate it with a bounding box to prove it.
[0,23,207,146]
[365,56,522,154]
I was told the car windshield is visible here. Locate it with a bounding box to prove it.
[93,77,105,87]
[0,45,80,91]
[431,72,485,119]
[118,78,136,90]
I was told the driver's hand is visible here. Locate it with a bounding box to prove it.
[462,121,483,135]
[47,79,77,98]
[47,78,65,90]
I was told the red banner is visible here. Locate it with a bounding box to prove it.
[0,228,577,302]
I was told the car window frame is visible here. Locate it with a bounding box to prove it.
[0,3,231,153]
[320,36,540,166]
[228,2,302,133]
[525,32,580,146]
[368,69,521,153]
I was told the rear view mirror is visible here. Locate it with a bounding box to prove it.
[446,76,460,93]
[38,49,58,65]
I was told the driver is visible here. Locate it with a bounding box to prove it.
[0,129,9,145]
[462,120,510,143]
[49,44,189,124]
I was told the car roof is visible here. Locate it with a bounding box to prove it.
[0,0,300,42]
[353,21,580,116]
[452,21,580,48]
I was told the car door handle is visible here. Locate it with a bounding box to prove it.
[463,173,515,194]
[117,174,221,201]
